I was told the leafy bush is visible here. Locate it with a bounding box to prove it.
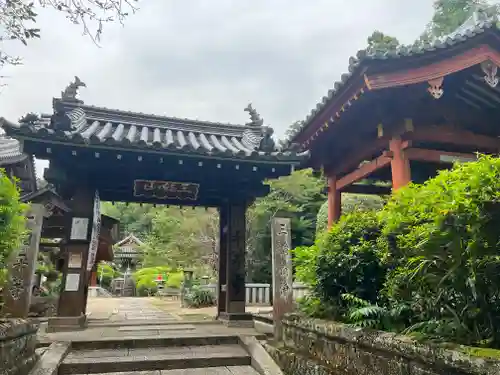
[0,170,27,290]
[97,262,119,288]
[133,266,183,292]
[165,272,183,288]
[316,193,385,233]
[183,286,215,308]
[379,155,500,347]
[314,210,386,319]
[135,274,158,296]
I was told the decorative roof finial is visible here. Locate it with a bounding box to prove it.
[61,76,86,102]
[244,103,264,127]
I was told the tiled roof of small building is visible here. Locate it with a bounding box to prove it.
[0,131,27,166]
[289,12,500,146]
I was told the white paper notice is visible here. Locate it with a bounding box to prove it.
[65,273,80,292]
[68,252,82,269]
[70,217,89,240]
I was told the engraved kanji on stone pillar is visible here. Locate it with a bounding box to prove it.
[3,203,45,317]
[271,216,293,340]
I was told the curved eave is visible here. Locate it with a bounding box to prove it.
[291,20,500,148]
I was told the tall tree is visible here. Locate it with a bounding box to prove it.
[417,0,499,43]
[0,0,138,66]
[366,31,400,53]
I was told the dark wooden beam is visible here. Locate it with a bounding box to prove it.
[340,184,391,195]
[402,125,500,152]
[404,148,477,163]
[329,137,390,176]
[337,153,392,190]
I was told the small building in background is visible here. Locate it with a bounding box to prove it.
[113,233,144,271]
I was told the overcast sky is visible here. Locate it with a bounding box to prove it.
[0,0,435,176]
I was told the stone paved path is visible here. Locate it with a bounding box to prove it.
[87,297,180,323]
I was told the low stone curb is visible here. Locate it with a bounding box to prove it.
[28,342,71,375]
[240,335,284,375]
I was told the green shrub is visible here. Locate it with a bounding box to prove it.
[316,193,385,233]
[314,210,386,319]
[293,244,320,287]
[183,286,215,308]
[380,155,500,347]
[165,272,183,288]
[135,274,158,296]
[0,170,27,290]
[97,262,119,288]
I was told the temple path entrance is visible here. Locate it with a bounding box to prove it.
[86,297,179,323]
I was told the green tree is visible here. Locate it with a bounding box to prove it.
[316,193,385,234]
[366,30,400,53]
[416,0,499,44]
[0,0,138,66]
[0,170,27,290]
[101,202,156,238]
[246,169,326,282]
[141,206,217,275]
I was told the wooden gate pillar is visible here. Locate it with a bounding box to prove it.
[390,137,412,190]
[48,188,94,332]
[216,204,228,318]
[219,202,252,326]
[327,176,341,228]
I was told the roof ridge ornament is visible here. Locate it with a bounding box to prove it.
[244,103,264,127]
[61,76,86,103]
[242,103,276,152]
[481,60,499,88]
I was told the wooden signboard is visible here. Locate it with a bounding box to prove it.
[86,190,101,271]
[133,180,199,201]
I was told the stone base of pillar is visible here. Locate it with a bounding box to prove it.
[46,314,87,333]
[218,312,254,328]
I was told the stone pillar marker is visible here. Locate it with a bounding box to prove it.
[271,216,293,340]
[3,203,45,317]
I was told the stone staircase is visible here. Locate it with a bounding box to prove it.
[56,335,261,375]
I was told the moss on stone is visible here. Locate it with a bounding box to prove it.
[460,346,500,360]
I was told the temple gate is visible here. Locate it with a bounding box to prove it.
[2,82,307,329]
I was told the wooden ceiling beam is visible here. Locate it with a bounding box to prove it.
[402,125,500,152]
[405,148,477,163]
[340,184,391,195]
[337,153,392,190]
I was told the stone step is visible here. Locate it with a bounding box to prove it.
[58,344,251,374]
[70,334,241,350]
[90,366,260,374]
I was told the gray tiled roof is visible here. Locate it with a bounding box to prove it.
[0,131,27,166]
[4,99,308,163]
[290,13,500,146]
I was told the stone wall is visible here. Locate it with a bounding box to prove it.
[267,314,500,375]
[29,296,58,318]
[0,319,39,375]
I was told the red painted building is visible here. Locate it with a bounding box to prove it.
[290,14,500,228]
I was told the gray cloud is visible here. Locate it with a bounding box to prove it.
[0,0,434,175]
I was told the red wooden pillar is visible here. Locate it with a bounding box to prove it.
[389,137,411,190]
[327,176,341,229]
[90,271,97,287]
